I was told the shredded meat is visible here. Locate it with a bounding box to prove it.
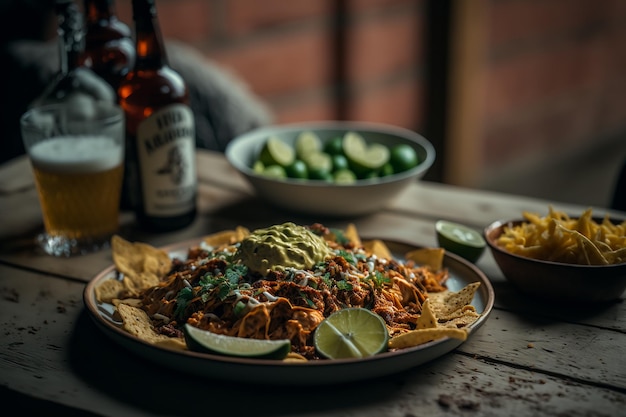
[139,224,449,359]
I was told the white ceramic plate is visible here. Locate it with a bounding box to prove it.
[83,238,494,385]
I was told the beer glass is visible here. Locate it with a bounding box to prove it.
[20,102,125,256]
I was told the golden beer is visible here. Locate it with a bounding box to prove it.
[29,136,124,243]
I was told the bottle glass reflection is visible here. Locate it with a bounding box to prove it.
[118,0,197,232]
[80,0,135,95]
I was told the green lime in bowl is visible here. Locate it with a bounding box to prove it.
[435,220,486,263]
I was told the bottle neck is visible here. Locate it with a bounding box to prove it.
[83,0,115,23]
[132,0,168,68]
[57,1,84,73]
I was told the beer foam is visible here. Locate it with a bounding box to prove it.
[29,136,123,173]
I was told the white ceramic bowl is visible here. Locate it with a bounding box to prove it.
[225,121,436,217]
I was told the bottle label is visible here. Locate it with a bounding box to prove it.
[136,103,196,217]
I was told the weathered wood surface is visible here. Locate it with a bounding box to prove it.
[1,150,625,416]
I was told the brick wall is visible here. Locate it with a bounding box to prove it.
[114,0,626,190]
[115,0,425,128]
[483,0,626,175]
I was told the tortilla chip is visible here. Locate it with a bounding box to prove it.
[428,282,480,317]
[111,235,172,294]
[154,338,187,350]
[95,279,126,303]
[439,306,480,328]
[112,298,143,308]
[405,247,445,270]
[344,223,361,246]
[415,298,438,329]
[203,226,250,248]
[362,239,393,260]
[116,303,185,347]
[388,327,468,349]
[283,352,308,362]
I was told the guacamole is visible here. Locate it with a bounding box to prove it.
[234,222,333,275]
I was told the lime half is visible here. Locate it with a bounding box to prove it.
[343,132,390,177]
[295,131,322,160]
[435,220,486,263]
[306,151,333,180]
[184,324,291,359]
[259,137,295,167]
[313,308,389,359]
[333,169,357,184]
[261,164,287,179]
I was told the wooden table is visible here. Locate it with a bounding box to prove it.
[1,149,624,417]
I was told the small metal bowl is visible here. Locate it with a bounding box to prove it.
[484,219,626,303]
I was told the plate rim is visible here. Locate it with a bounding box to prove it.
[83,236,495,383]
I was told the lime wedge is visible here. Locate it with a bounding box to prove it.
[252,160,265,173]
[435,220,486,263]
[305,151,333,180]
[342,132,390,177]
[295,131,322,161]
[259,136,295,167]
[333,169,357,184]
[261,164,287,179]
[313,308,389,359]
[342,131,368,159]
[184,324,291,359]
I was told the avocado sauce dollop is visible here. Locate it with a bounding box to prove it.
[234,222,333,275]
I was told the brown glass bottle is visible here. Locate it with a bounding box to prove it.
[31,0,116,109]
[118,0,197,232]
[80,0,135,95]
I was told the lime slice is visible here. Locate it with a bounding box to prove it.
[259,136,295,167]
[389,144,419,173]
[333,169,357,184]
[342,132,390,177]
[252,160,265,173]
[261,164,287,179]
[342,131,368,159]
[305,151,333,180]
[313,308,389,359]
[184,324,291,359]
[435,220,486,263]
[295,131,322,161]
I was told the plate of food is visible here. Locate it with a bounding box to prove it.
[84,222,494,385]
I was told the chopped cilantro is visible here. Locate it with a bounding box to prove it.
[337,249,356,265]
[321,272,332,288]
[225,263,248,284]
[197,263,248,301]
[329,228,350,245]
[368,271,391,289]
[174,286,194,318]
[336,280,353,291]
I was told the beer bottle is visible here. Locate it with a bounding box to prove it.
[80,0,135,96]
[118,0,197,232]
[31,0,116,110]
